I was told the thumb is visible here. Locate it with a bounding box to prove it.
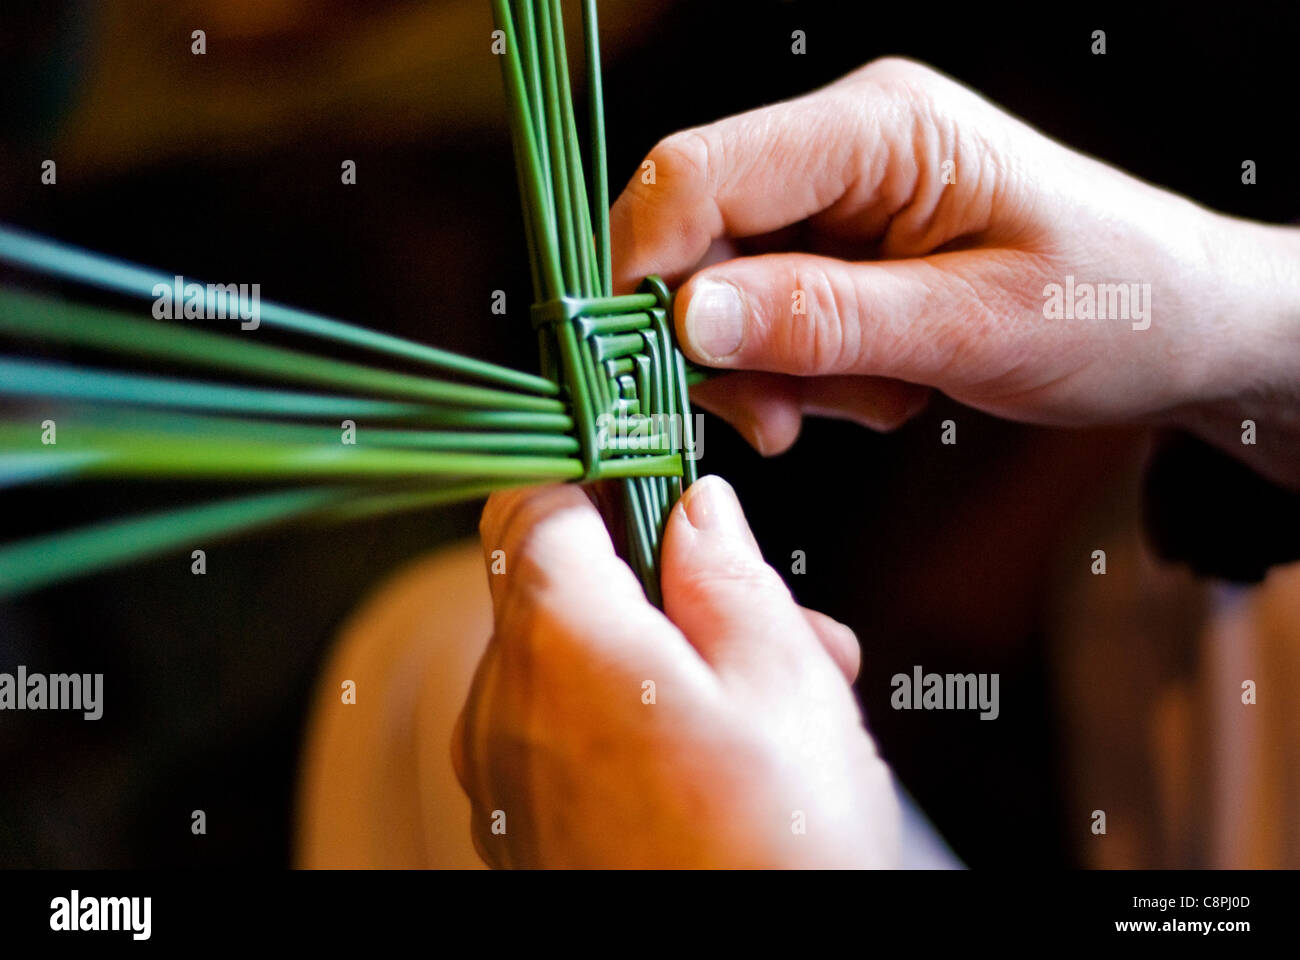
[675,250,1025,389]
[660,475,858,688]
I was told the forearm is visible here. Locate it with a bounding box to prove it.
[1162,216,1300,491]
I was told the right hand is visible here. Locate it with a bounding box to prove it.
[611,57,1300,486]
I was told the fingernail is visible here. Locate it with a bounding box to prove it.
[684,280,745,361]
[682,475,746,534]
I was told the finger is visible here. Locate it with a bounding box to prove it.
[478,484,635,621]
[801,607,861,683]
[609,57,1003,293]
[610,86,869,293]
[688,372,804,456]
[659,475,841,689]
[691,371,931,455]
[477,484,700,666]
[672,249,1038,390]
[798,376,932,430]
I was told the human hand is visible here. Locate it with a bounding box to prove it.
[453,476,899,868]
[612,58,1300,485]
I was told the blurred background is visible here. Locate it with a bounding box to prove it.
[0,0,1297,868]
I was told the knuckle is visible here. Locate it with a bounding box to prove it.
[862,55,941,89]
[674,552,791,612]
[495,564,561,657]
[623,128,725,261]
[488,486,587,574]
[492,568,596,683]
[857,58,949,130]
[648,128,714,188]
[790,263,859,373]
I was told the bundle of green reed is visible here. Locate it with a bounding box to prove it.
[0,0,698,603]
[490,0,699,602]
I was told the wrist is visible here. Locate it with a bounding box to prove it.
[1209,215,1300,397]
[1160,215,1300,490]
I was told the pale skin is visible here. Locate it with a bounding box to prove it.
[453,58,1300,868]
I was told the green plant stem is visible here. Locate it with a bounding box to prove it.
[0,356,576,430]
[0,478,547,599]
[0,288,563,413]
[0,224,558,396]
[0,421,587,483]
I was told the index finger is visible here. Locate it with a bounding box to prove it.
[609,56,1019,295]
[477,484,701,667]
[608,58,927,293]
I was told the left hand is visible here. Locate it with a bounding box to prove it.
[453,476,899,868]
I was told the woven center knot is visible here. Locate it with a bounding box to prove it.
[530,275,697,487]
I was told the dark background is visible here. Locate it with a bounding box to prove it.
[0,0,1296,868]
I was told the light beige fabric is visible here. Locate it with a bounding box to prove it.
[296,539,490,869]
